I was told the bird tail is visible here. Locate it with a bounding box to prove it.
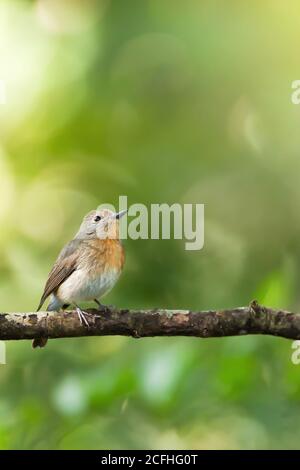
[32,337,48,349]
[32,296,64,349]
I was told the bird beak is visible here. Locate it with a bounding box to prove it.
[115,209,127,220]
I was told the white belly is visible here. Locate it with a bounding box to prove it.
[57,268,121,304]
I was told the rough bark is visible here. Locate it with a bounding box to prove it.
[0,301,299,342]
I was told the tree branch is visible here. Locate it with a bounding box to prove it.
[0,301,299,342]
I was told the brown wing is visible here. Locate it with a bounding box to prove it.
[37,240,81,311]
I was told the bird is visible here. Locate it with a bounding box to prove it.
[33,208,127,348]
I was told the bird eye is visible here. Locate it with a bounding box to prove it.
[94,215,102,222]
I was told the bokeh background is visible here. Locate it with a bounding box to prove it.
[1,0,300,450]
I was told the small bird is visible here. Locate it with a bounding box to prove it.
[33,208,127,348]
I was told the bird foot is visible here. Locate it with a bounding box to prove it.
[94,299,113,312]
[75,306,90,327]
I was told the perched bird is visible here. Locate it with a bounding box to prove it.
[33,208,127,348]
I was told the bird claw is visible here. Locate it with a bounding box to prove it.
[75,306,90,327]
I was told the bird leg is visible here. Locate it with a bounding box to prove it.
[75,304,90,327]
[94,299,103,309]
[94,299,111,311]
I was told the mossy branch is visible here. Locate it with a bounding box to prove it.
[0,301,299,342]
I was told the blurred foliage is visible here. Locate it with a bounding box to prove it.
[0,0,300,449]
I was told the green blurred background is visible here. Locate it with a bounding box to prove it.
[1,0,300,450]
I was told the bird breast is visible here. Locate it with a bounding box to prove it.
[57,239,125,303]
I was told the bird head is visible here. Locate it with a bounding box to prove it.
[76,208,127,240]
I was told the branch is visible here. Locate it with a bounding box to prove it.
[0,301,299,342]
